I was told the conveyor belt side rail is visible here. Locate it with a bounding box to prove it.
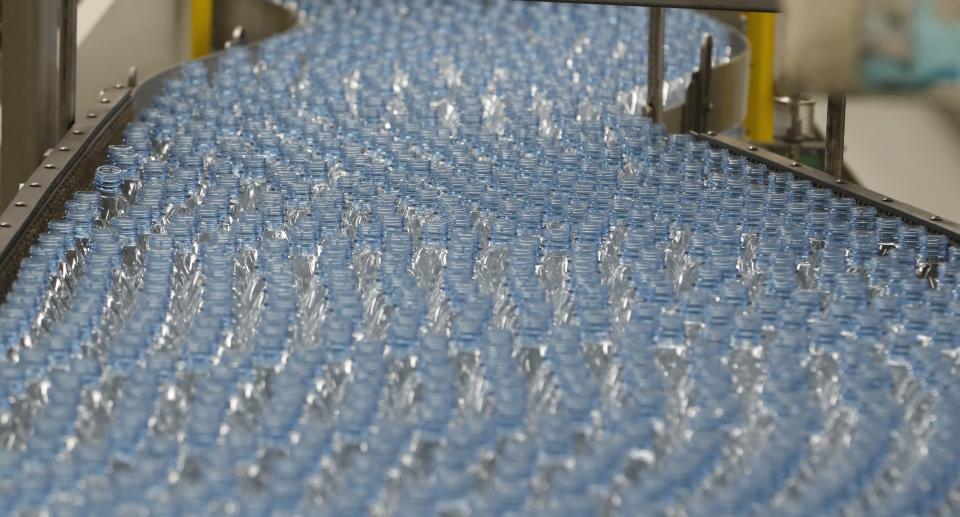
[698,131,960,244]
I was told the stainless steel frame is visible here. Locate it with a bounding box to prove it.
[1,0,78,209]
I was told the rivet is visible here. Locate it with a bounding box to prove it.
[100,97,111,104]
[58,146,70,152]
[14,202,27,207]
[86,113,97,118]
[44,164,57,169]
[748,145,758,151]
[882,197,893,202]
[114,83,125,89]
[931,215,943,222]
[73,129,85,135]
[29,183,41,188]
[835,179,844,184]
[791,161,800,167]
[706,131,717,136]
[0,223,10,228]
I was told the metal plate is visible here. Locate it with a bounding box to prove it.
[698,132,960,243]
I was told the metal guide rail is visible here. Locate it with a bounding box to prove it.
[698,132,960,243]
[0,85,134,302]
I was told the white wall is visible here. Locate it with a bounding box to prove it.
[76,0,192,115]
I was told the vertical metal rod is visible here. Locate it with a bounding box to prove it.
[697,33,713,132]
[1,0,61,209]
[786,95,803,161]
[647,7,665,124]
[825,94,847,180]
[59,0,79,136]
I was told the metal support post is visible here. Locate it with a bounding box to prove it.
[647,7,665,124]
[825,94,847,180]
[784,94,803,161]
[2,0,60,208]
[1,0,77,210]
[694,34,713,131]
[681,33,713,133]
[59,0,78,137]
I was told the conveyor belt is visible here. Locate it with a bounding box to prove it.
[0,1,958,515]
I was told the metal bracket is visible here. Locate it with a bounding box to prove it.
[224,25,248,49]
[825,94,847,181]
[128,66,140,88]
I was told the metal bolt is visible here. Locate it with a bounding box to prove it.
[114,83,125,89]
[58,146,71,152]
[748,145,758,151]
[100,97,111,104]
[835,179,844,184]
[87,113,97,119]
[44,164,57,169]
[0,223,10,228]
[29,183,41,188]
[14,202,27,207]
[931,215,943,222]
[73,129,85,135]
[706,131,717,136]
[791,161,800,167]
[882,197,893,202]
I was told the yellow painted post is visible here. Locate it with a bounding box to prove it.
[191,0,214,59]
[744,12,776,143]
